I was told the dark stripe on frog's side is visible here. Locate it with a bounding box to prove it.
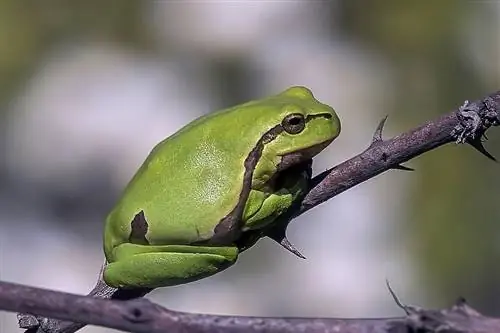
[129,210,149,245]
[210,112,333,245]
[209,124,284,244]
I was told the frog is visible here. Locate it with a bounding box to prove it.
[103,86,341,289]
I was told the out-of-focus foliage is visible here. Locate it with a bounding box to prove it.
[0,1,499,333]
[0,1,148,106]
[341,0,500,314]
[340,0,466,57]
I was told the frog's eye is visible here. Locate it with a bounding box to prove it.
[282,113,305,134]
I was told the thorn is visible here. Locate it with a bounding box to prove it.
[453,297,481,316]
[269,235,306,259]
[455,296,467,307]
[392,164,414,171]
[372,115,389,143]
[468,138,497,162]
[385,279,411,315]
[280,237,307,259]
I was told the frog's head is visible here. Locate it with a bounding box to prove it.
[251,86,341,189]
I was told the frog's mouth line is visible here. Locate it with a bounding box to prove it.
[277,138,334,172]
[263,138,333,193]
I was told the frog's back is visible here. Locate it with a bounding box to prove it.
[105,100,271,253]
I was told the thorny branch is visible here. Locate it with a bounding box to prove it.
[3,280,500,333]
[2,90,500,333]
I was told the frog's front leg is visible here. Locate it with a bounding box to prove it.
[242,190,299,231]
[103,243,239,289]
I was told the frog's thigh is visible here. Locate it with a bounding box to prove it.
[104,245,239,289]
[245,192,293,230]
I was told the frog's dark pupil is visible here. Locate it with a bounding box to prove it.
[289,116,301,125]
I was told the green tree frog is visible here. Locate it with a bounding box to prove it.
[103,86,341,289]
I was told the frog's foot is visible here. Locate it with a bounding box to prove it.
[103,244,238,289]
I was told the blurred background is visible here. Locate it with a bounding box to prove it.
[0,1,499,332]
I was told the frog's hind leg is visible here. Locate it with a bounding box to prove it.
[103,244,239,289]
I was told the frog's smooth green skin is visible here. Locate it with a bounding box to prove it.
[103,86,341,289]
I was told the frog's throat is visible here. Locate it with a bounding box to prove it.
[277,138,333,172]
[209,112,333,245]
